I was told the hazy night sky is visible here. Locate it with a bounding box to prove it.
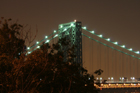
[1,0,140,50]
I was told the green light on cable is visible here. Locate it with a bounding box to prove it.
[54,30,56,33]
[28,52,31,54]
[128,48,132,51]
[36,41,39,44]
[45,36,48,39]
[98,34,102,38]
[45,40,50,43]
[114,42,118,45]
[106,38,110,41]
[60,25,63,28]
[27,47,30,50]
[91,31,94,34]
[121,45,125,48]
[71,23,74,26]
[37,46,40,48]
[55,34,58,37]
[135,51,139,54]
[83,27,86,29]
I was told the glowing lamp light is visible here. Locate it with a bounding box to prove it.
[106,38,110,41]
[71,23,74,26]
[108,77,110,80]
[60,25,63,28]
[37,46,40,48]
[64,28,67,31]
[135,51,139,54]
[128,48,133,51]
[97,77,98,80]
[45,36,48,39]
[100,77,102,80]
[45,40,50,43]
[111,77,113,80]
[27,47,30,50]
[83,27,86,29]
[74,20,76,22]
[28,52,31,54]
[114,42,118,45]
[54,30,56,33]
[98,34,102,38]
[91,31,94,34]
[36,41,39,44]
[55,34,58,37]
[121,45,125,48]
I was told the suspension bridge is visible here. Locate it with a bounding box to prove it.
[25,21,140,90]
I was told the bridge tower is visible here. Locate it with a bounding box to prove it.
[58,21,82,66]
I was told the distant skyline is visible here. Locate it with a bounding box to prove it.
[0,0,140,51]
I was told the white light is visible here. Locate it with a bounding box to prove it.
[54,30,56,33]
[71,23,74,26]
[120,77,121,80]
[114,42,118,45]
[121,45,125,48]
[88,77,90,80]
[18,53,20,55]
[64,28,67,31]
[133,77,135,80]
[74,20,76,22]
[27,47,30,50]
[108,77,110,80]
[98,34,102,38]
[37,46,40,48]
[28,52,31,54]
[83,27,86,29]
[97,77,98,80]
[122,77,124,80]
[106,38,110,41]
[91,31,94,34]
[128,48,133,51]
[100,77,102,80]
[45,36,48,38]
[135,51,139,54]
[111,77,113,80]
[40,78,42,81]
[60,25,63,28]
[45,40,50,43]
[36,41,39,44]
[55,34,58,37]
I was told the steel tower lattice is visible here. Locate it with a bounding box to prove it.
[58,21,82,66]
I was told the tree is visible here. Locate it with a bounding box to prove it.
[0,18,99,93]
[0,18,25,59]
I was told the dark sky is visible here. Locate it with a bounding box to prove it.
[1,0,140,51]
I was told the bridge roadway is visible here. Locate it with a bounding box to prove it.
[95,81,140,93]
